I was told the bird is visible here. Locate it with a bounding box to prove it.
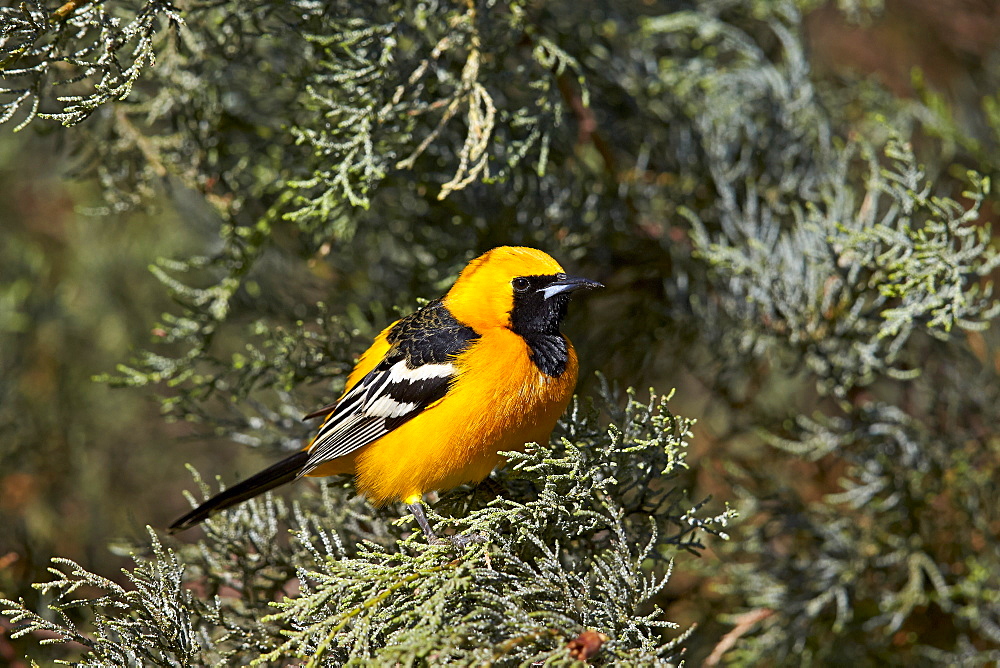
[167,246,602,541]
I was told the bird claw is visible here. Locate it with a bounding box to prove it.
[408,500,485,548]
[430,532,487,549]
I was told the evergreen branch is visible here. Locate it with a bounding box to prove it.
[2,387,725,665]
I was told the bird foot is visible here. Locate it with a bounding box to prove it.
[430,532,487,549]
[408,501,485,548]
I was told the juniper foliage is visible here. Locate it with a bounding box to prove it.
[1,389,730,666]
[641,4,1000,664]
[2,0,1000,665]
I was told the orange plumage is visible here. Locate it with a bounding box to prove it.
[168,246,601,539]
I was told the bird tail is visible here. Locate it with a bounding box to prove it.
[167,450,311,533]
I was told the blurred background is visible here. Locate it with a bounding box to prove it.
[2,0,1000,664]
[0,133,207,597]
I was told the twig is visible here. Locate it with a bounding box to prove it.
[703,608,774,666]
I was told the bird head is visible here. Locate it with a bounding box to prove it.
[444,246,603,334]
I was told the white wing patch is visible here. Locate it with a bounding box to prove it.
[359,360,452,418]
[299,357,457,474]
[387,360,454,382]
[365,394,419,418]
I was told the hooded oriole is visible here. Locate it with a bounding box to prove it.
[168,246,602,541]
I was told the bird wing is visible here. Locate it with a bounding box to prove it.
[300,299,479,474]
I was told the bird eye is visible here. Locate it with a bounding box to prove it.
[512,277,530,293]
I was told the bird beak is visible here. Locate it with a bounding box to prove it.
[540,275,605,300]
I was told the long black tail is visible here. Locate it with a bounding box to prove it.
[167,450,311,533]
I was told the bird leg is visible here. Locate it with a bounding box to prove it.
[407,500,439,541]
[406,499,486,548]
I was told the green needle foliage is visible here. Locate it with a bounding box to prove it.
[686,139,998,397]
[2,390,731,666]
[3,0,1000,665]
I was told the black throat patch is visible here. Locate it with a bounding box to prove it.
[509,275,571,377]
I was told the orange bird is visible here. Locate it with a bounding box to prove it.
[168,247,602,541]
